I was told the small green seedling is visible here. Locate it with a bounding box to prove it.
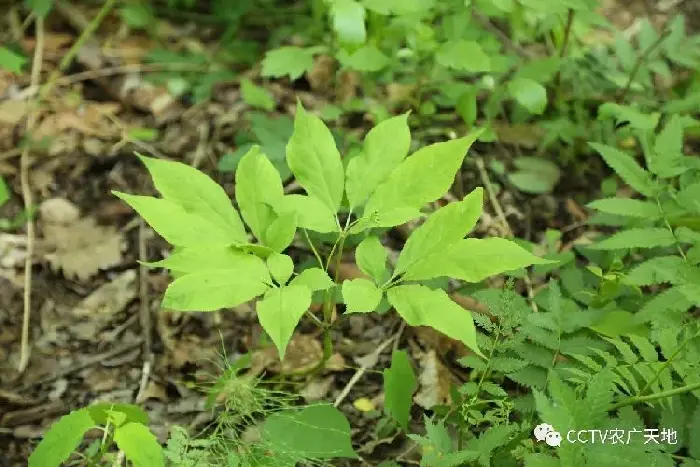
[29,403,164,467]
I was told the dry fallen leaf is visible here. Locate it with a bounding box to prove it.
[40,198,125,281]
[414,350,455,410]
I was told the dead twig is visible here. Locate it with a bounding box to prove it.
[17,15,44,373]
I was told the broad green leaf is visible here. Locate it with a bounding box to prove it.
[120,3,155,28]
[589,143,655,197]
[508,78,547,115]
[587,198,661,219]
[113,193,239,247]
[508,171,555,194]
[340,45,390,72]
[331,0,366,45]
[589,310,647,338]
[395,188,483,277]
[126,128,158,142]
[240,79,275,111]
[342,278,383,313]
[289,267,335,291]
[262,405,357,459]
[345,113,411,209]
[162,269,271,311]
[0,46,26,73]
[383,350,417,430]
[113,422,165,467]
[143,246,264,274]
[256,285,312,359]
[591,228,677,250]
[261,46,317,80]
[235,145,284,240]
[286,102,345,212]
[137,155,248,242]
[0,176,8,206]
[388,284,482,356]
[273,194,339,233]
[267,253,294,285]
[361,130,482,228]
[28,408,94,467]
[355,236,388,283]
[436,40,490,72]
[87,403,149,426]
[403,237,552,282]
[263,210,298,252]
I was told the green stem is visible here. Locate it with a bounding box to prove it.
[616,26,671,103]
[40,0,117,99]
[609,380,700,412]
[552,9,575,106]
[639,329,698,395]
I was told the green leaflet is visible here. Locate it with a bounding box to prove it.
[28,408,95,467]
[286,101,345,213]
[395,188,483,277]
[113,193,240,247]
[235,145,284,241]
[436,40,490,72]
[589,143,656,197]
[587,197,661,219]
[261,46,317,80]
[623,256,689,286]
[113,422,165,467]
[142,246,263,274]
[273,194,339,233]
[256,285,312,359]
[137,155,247,242]
[331,0,366,45]
[508,78,547,115]
[387,284,482,357]
[402,237,552,282]
[162,265,271,312]
[267,253,295,285]
[383,350,417,430]
[355,236,388,283]
[261,405,357,460]
[87,403,149,426]
[289,267,335,291]
[0,175,9,206]
[345,113,411,209]
[592,228,678,250]
[342,278,383,313]
[263,210,298,252]
[359,129,482,229]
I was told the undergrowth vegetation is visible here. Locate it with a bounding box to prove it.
[3,0,700,466]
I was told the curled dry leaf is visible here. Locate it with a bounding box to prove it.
[307,55,337,92]
[40,198,125,282]
[413,350,456,410]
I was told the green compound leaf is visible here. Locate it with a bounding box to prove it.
[235,145,284,241]
[589,143,656,197]
[29,408,95,467]
[262,405,357,460]
[395,187,483,278]
[137,155,247,243]
[345,113,411,209]
[273,194,339,233]
[591,228,678,250]
[342,278,383,313]
[359,129,483,229]
[261,46,318,80]
[289,267,335,291]
[113,422,165,467]
[388,284,482,357]
[267,253,295,285]
[355,235,388,283]
[256,285,312,359]
[113,193,240,247]
[286,101,345,213]
[436,40,490,72]
[403,237,553,282]
[383,350,417,430]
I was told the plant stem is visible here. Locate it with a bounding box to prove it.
[616,26,671,103]
[608,380,700,412]
[552,9,575,105]
[39,0,117,99]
